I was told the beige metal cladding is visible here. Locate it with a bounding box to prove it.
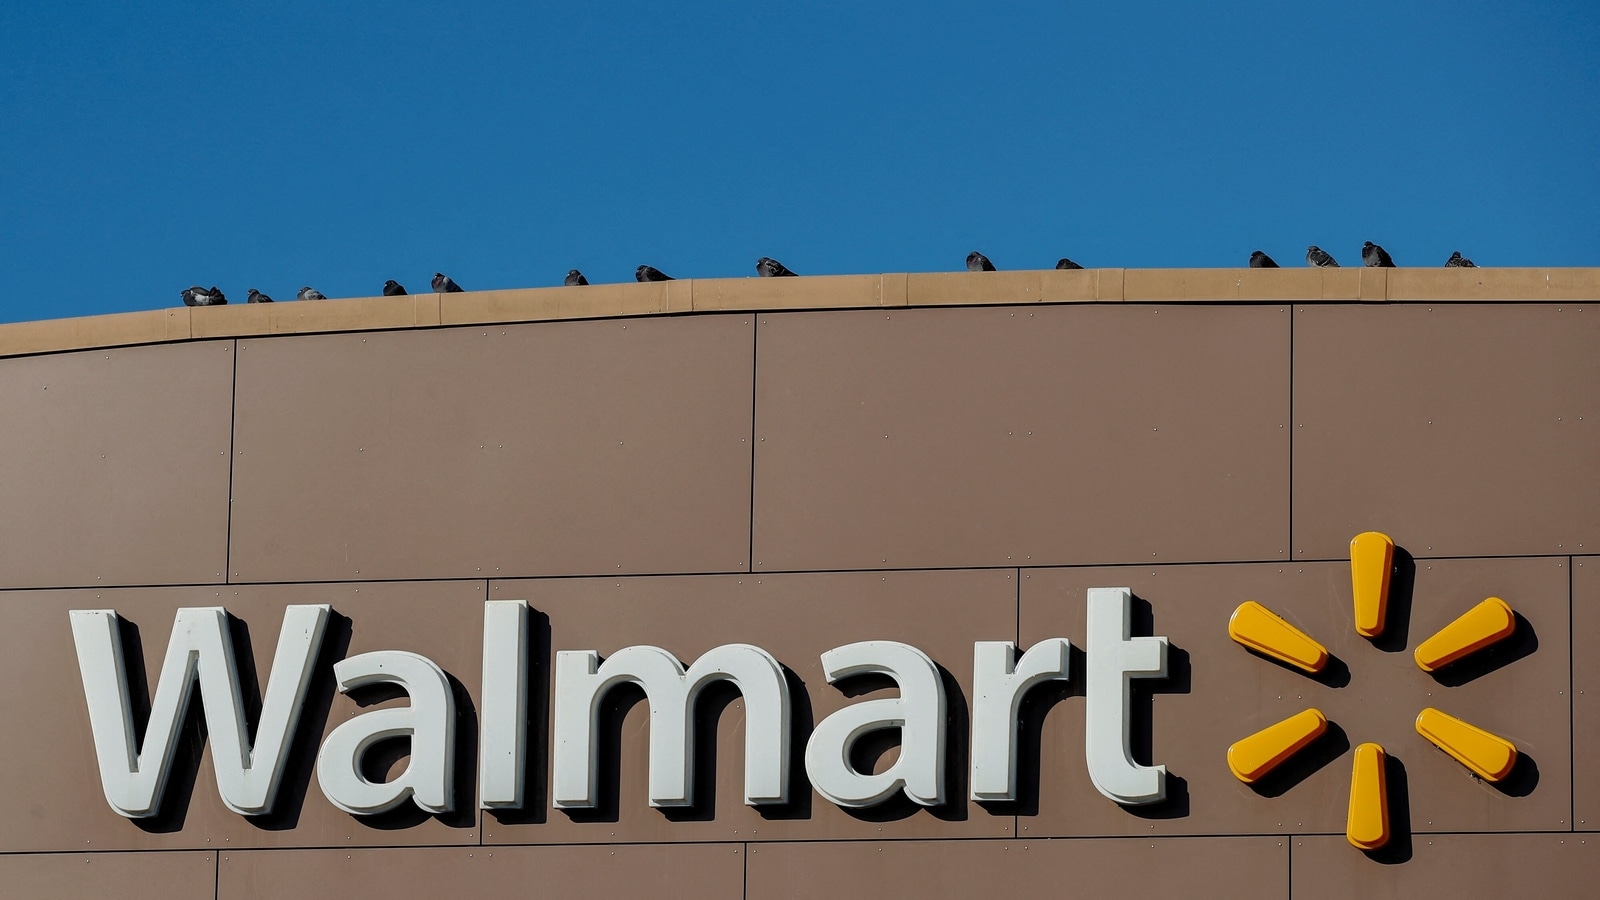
[0,269,1595,898]
[4,267,1600,358]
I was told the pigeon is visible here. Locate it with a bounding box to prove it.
[246,289,274,304]
[564,269,589,286]
[966,251,995,272]
[756,257,797,277]
[382,280,407,296]
[1445,251,1477,268]
[1055,257,1084,270]
[1306,245,1339,267]
[181,286,227,306]
[1362,241,1396,267]
[635,265,674,282]
[432,273,464,293]
[1249,251,1279,268]
[296,286,327,301]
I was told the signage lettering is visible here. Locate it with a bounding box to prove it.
[69,605,328,817]
[69,588,1170,820]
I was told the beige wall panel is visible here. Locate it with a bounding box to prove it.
[0,341,233,589]
[190,295,421,338]
[752,304,1289,571]
[0,851,214,900]
[0,307,190,358]
[485,568,1017,843]
[218,843,743,900]
[1122,266,1381,302]
[1292,833,1598,899]
[1293,304,1599,560]
[903,269,1104,305]
[1574,556,1598,828]
[746,836,1288,900]
[0,304,192,353]
[228,316,753,582]
[1386,267,1600,301]
[437,282,682,324]
[692,274,889,310]
[1018,557,1569,838]
[0,581,486,851]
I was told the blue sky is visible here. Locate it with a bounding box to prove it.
[2,1,1596,323]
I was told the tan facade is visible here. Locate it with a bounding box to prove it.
[0,269,1596,898]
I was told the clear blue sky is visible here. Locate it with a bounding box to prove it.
[2,1,1596,323]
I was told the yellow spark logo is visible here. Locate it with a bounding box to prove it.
[1224,531,1522,852]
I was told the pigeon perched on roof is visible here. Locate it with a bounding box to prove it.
[1361,241,1396,267]
[1249,251,1279,268]
[432,273,464,293]
[1306,245,1339,267]
[1445,251,1477,268]
[1055,257,1084,270]
[382,280,407,296]
[966,251,996,272]
[564,269,589,286]
[181,286,227,306]
[635,265,674,282]
[296,287,326,301]
[757,257,797,277]
[246,289,273,304]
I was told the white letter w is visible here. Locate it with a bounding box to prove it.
[69,605,329,818]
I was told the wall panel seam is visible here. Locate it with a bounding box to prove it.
[225,339,238,586]
[1287,304,1295,569]
[1,553,1578,593]
[747,314,758,576]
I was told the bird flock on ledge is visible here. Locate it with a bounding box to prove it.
[178,244,1477,307]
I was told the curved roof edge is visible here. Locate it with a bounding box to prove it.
[3,266,1597,358]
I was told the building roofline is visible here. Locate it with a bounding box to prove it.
[3,266,1597,358]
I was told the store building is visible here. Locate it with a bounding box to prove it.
[0,267,1596,898]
